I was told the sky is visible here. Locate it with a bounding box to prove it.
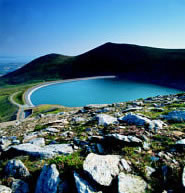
[0,0,185,57]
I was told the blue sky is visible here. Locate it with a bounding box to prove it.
[0,0,185,57]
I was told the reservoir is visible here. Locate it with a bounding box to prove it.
[30,77,182,107]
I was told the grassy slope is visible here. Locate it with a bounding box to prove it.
[13,91,24,105]
[0,83,40,122]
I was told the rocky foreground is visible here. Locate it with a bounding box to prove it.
[0,93,185,193]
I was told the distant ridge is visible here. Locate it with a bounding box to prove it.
[1,42,185,89]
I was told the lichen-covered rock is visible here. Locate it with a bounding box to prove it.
[83,153,122,186]
[35,164,60,193]
[6,143,74,159]
[162,111,185,122]
[11,179,29,193]
[120,159,131,172]
[105,134,142,144]
[96,114,118,126]
[28,138,45,146]
[74,172,102,193]
[72,117,86,124]
[0,137,11,151]
[45,128,60,133]
[43,144,74,155]
[7,144,55,159]
[118,172,147,193]
[0,185,12,193]
[23,132,38,143]
[5,159,30,179]
[119,113,164,130]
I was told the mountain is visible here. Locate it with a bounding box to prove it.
[1,42,185,89]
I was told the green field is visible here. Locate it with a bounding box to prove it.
[0,83,39,122]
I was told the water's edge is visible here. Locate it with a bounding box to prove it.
[24,75,116,107]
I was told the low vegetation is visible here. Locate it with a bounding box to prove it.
[13,91,24,105]
[0,82,40,122]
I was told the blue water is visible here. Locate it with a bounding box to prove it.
[31,78,182,107]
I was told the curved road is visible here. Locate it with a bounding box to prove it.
[9,92,29,121]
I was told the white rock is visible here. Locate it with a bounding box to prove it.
[182,167,185,188]
[73,117,86,123]
[143,142,150,150]
[0,185,12,193]
[11,179,29,193]
[176,139,185,145]
[8,144,55,159]
[119,113,164,130]
[145,166,156,177]
[28,138,45,146]
[60,131,74,137]
[45,127,60,133]
[96,114,118,126]
[120,159,131,172]
[74,172,102,193]
[83,153,122,186]
[106,134,142,144]
[43,144,74,155]
[35,164,60,193]
[7,143,73,159]
[0,138,11,151]
[23,132,38,143]
[5,159,30,178]
[118,172,147,193]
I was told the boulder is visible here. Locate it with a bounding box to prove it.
[5,159,30,179]
[83,153,122,186]
[74,171,102,193]
[118,172,147,193]
[35,164,60,193]
[119,113,164,130]
[105,134,142,144]
[11,179,29,193]
[122,107,142,113]
[72,117,86,124]
[43,144,74,155]
[0,137,11,151]
[120,159,131,172]
[6,143,74,159]
[182,167,185,188]
[145,166,156,177]
[28,138,45,146]
[85,104,108,109]
[162,111,185,122]
[23,132,38,143]
[96,114,118,126]
[45,128,60,133]
[176,139,185,147]
[0,185,12,193]
[6,144,55,159]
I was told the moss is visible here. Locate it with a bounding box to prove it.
[34,124,46,132]
[49,151,84,174]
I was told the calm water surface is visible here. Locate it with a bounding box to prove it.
[31,78,182,107]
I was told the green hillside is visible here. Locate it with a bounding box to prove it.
[1,43,185,89]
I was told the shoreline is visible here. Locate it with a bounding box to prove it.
[24,75,116,107]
